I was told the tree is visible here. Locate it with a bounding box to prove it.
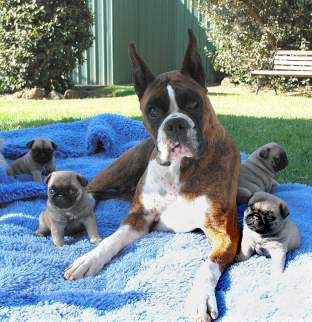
[200,0,312,86]
[0,0,93,93]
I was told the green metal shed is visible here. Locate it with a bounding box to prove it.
[72,0,216,86]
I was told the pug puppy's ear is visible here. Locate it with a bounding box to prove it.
[51,141,58,151]
[259,147,270,159]
[76,174,88,187]
[26,140,35,149]
[44,172,54,185]
[247,199,254,207]
[280,202,289,218]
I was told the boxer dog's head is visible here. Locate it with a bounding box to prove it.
[129,29,220,166]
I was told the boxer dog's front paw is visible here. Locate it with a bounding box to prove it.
[184,287,218,322]
[64,250,104,280]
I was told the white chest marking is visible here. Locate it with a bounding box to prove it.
[141,159,209,232]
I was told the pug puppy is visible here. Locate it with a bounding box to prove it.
[6,138,57,182]
[237,142,288,203]
[0,138,7,168]
[36,171,101,247]
[237,191,300,275]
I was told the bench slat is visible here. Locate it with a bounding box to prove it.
[274,65,312,71]
[274,60,312,66]
[276,50,312,55]
[275,55,312,61]
[251,70,312,77]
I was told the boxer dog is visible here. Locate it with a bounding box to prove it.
[64,29,240,322]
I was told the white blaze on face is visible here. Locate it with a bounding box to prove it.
[156,85,197,164]
[167,84,179,113]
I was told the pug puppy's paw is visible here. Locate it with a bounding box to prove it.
[90,236,102,244]
[34,229,49,237]
[236,253,245,262]
[53,240,64,247]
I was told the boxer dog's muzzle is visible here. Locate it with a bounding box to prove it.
[156,112,200,166]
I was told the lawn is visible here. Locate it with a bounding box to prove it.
[1,86,312,185]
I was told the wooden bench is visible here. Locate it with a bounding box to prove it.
[251,50,312,94]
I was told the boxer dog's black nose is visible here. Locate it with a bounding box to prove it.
[164,118,189,140]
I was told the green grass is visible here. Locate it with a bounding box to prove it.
[96,85,135,97]
[1,88,312,185]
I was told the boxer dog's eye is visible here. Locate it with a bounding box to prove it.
[185,100,198,110]
[148,106,160,119]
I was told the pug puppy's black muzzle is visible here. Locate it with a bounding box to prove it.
[49,187,78,209]
[272,152,288,172]
[245,208,272,235]
[32,148,54,164]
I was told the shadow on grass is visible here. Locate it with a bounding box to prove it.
[207,91,240,96]
[95,85,135,97]
[91,85,241,98]
[0,117,82,131]
[1,113,311,185]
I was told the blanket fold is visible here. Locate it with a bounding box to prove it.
[1,114,148,159]
[0,114,148,204]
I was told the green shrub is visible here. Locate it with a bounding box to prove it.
[201,0,312,88]
[0,0,93,93]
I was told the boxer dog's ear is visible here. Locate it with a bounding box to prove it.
[128,43,155,100]
[181,29,206,89]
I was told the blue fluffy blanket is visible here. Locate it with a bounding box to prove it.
[0,115,311,321]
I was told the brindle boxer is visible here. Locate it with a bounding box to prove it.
[64,29,240,322]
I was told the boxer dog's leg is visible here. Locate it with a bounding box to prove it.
[87,138,154,201]
[185,207,240,322]
[64,188,155,280]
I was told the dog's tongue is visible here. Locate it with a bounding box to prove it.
[170,143,192,159]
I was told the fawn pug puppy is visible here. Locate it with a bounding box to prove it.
[7,138,57,182]
[36,171,101,247]
[237,191,300,275]
[237,142,288,203]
